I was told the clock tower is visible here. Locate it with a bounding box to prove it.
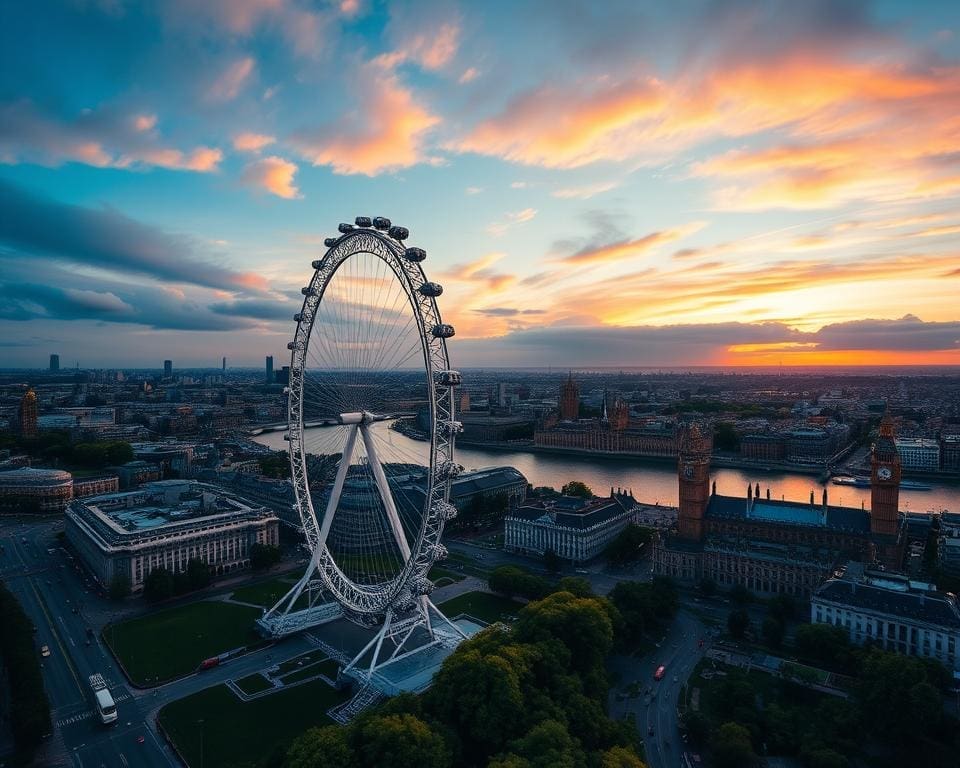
[677,422,711,541]
[870,414,901,537]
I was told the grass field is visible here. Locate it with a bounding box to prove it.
[159,679,350,768]
[438,591,525,625]
[428,565,466,583]
[229,577,303,609]
[105,600,262,685]
[235,673,273,696]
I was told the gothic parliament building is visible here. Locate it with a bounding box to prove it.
[652,416,905,597]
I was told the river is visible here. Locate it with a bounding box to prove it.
[252,426,960,514]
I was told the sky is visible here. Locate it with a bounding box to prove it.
[1,0,960,369]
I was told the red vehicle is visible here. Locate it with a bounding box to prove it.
[654,665,666,681]
[199,657,220,671]
[698,639,704,649]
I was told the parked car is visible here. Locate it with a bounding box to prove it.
[40,645,51,657]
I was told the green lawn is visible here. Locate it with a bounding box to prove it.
[230,577,303,609]
[159,679,350,768]
[438,591,525,625]
[105,600,262,685]
[428,565,466,583]
[235,673,274,696]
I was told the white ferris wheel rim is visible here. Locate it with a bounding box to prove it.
[286,225,457,616]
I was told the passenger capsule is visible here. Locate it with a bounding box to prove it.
[372,216,391,230]
[388,225,409,241]
[438,370,462,386]
[301,286,314,296]
[323,237,337,247]
[338,223,354,234]
[311,259,322,269]
[418,282,443,297]
[355,216,372,228]
[293,313,302,322]
[286,341,297,350]
[404,247,426,262]
[432,323,455,339]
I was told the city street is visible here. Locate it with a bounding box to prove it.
[609,610,709,768]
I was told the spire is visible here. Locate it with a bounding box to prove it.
[809,490,815,505]
[822,487,828,507]
[711,480,717,496]
[755,482,760,498]
[766,487,771,500]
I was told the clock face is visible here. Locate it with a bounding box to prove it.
[877,467,892,481]
[683,464,694,480]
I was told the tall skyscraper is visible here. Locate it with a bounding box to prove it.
[222,356,226,372]
[163,360,172,378]
[559,373,579,421]
[49,353,60,371]
[265,355,274,384]
[18,389,38,439]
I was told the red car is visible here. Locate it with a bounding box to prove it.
[654,665,666,681]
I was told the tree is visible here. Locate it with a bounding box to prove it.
[794,624,852,670]
[556,577,593,598]
[351,713,451,768]
[729,584,752,605]
[713,722,757,768]
[767,594,796,623]
[543,548,561,574]
[287,725,352,768]
[250,543,282,570]
[727,609,750,640]
[761,616,784,648]
[714,421,740,452]
[488,566,550,601]
[503,719,585,768]
[604,524,653,564]
[697,576,716,596]
[682,710,710,746]
[561,481,593,499]
[108,573,131,600]
[143,567,174,602]
[599,746,647,768]
[187,558,211,590]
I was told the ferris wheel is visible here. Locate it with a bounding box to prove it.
[262,216,466,681]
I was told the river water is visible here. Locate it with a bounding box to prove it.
[252,426,960,514]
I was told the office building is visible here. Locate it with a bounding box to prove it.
[163,360,172,378]
[0,467,73,513]
[266,355,274,384]
[17,389,38,439]
[49,354,60,371]
[895,438,940,472]
[65,480,280,592]
[811,563,959,671]
[505,490,638,562]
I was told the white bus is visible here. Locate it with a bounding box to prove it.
[88,673,118,725]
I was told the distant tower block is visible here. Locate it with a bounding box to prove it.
[559,373,579,421]
[163,360,172,378]
[18,389,38,439]
[266,355,274,384]
[459,389,470,412]
[49,354,60,371]
[677,422,712,541]
[870,414,902,537]
[222,356,226,372]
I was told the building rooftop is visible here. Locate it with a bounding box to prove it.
[815,578,960,629]
[706,494,871,533]
[508,494,633,530]
[0,466,73,486]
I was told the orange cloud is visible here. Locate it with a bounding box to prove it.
[207,57,256,103]
[241,156,300,199]
[290,63,439,175]
[233,132,275,152]
[560,222,706,265]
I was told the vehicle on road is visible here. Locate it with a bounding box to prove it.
[654,664,666,681]
[89,673,118,725]
[698,638,704,648]
[40,645,50,657]
[673,675,679,683]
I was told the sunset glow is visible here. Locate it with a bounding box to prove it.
[1,1,958,368]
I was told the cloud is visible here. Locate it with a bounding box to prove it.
[0,101,222,172]
[552,181,619,200]
[465,186,483,195]
[812,315,960,351]
[0,179,265,292]
[61,289,133,314]
[487,208,538,236]
[289,61,440,175]
[206,57,256,102]
[379,6,460,71]
[241,156,301,199]
[472,307,546,317]
[210,298,296,321]
[233,132,275,152]
[560,221,706,265]
[459,67,479,84]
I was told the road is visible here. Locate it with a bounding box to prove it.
[1,518,174,767]
[608,610,710,768]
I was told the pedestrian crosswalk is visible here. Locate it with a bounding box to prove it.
[54,691,131,728]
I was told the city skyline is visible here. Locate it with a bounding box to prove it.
[2,1,960,368]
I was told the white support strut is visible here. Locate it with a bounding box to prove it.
[359,420,410,560]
